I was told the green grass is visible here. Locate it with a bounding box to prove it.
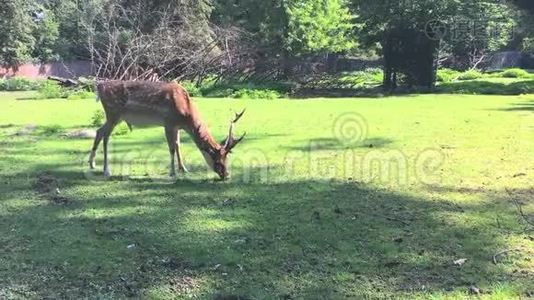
[1,91,533,299]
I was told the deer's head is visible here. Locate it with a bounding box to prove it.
[202,110,246,180]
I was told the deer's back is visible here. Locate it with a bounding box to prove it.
[96,81,193,126]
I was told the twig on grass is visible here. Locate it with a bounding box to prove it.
[505,188,534,229]
[492,249,520,265]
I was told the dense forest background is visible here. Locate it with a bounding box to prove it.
[0,0,533,87]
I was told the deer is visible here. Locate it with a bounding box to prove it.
[88,80,245,180]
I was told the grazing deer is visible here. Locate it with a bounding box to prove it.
[89,81,245,180]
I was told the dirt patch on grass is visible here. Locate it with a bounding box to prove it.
[14,124,37,136]
[63,129,96,139]
[33,172,74,205]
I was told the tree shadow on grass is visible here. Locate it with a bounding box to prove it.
[498,100,534,112]
[1,161,529,298]
[286,137,393,152]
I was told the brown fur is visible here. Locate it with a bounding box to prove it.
[89,81,244,179]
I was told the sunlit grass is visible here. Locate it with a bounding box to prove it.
[0,91,533,298]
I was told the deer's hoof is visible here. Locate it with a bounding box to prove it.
[104,169,112,177]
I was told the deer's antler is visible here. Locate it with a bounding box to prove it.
[224,109,246,151]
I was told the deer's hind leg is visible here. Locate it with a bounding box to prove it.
[89,116,119,177]
[176,130,188,173]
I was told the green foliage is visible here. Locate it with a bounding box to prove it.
[77,77,97,92]
[0,0,36,68]
[500,68,532,78]
[38,124,63,135]
[180,80,203,97]
[308,68,383,89]
[436,69,462,83]
[438,79,534,94]
[31,9,60,61]
[37,80,96,100]
[231,89,281,99]
[179,79,291,98]
[90,109,105,127]
[457,70,484,81]
[66,90,96,100]
[112,122,130,136]
[286,0,355,54]
[0,77,44,91]
[90,109,129,136]
[37,81,65,99]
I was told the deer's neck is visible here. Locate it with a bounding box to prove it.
[185,115,221,156]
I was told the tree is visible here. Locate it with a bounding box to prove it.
[0,0,36,69]
[79,0,230,80]
[285,0,355,55]
[212,0,356,79]
[351,0,518,88]
[31,7,60,62]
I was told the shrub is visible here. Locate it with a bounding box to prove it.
[91,109,105,127]
[364,68,384,83]
[231,88,281,99]
[436,69,461,82]
[180,80,202,97]
[437,79,534,95]
[457,70,484,81]
[90,109,129,136]
[500,68,531,78]
[4,77,37,91]
[37,81,65,99]
[203,87,236,98]
[78,77,97,92]
[113,122,130,136]
[39,124,63,136]
[66,90,96,100]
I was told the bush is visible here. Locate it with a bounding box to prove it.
[66,90,96,100]
[457,70,484,81]
[231,88,281,99]
[91,109,105,127]
[113,122,130,136]
[179,80,202,97]
[0,77,44,91]
[364,68,384,83]
[436,69,461,83]
[500,68,531,78]
[78,77,97,92]
[90,109,129,136]
[37,81,65,99]
[437,79,534,95]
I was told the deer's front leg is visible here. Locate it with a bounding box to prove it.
[176,130,189,173]
[165,125,178,177]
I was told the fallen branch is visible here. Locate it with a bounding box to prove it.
[47,76,79,87]
[506,188,534,229]
[492,248,520,264]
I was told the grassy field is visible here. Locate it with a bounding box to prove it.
[0,91,533,299]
